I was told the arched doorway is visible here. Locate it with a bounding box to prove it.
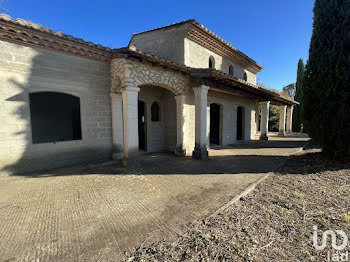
[210,103,221,145]
[237,106,245,140]
[138,100,146,151]
[138,85,177,153]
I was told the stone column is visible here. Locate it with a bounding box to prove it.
[175,94,186,156]
[279,105,287,136]
[286,105,293,133]
[122,85,140,160]
[259,101,270,140]
[192,85,209,160]
[110,93,124,159]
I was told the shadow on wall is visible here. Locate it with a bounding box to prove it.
[0,43,112,176]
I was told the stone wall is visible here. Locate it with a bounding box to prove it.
[184,38,257,85]
[111,58,186,95]
[0,39,112,175]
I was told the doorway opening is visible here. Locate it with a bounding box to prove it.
[138,100,146,151]
[210,103,221,145]
[237,106,245,140]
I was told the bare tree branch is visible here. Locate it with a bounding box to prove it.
[0,0,8,12]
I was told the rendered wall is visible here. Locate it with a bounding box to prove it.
[129,24,189,65]
[184,89,257,154]
[138,86,177,153]
[184,38,257,85]
[0,39,112,175]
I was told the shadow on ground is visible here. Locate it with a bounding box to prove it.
[276,151,350,175]
[7,135,339,178]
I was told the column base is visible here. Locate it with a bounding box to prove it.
[278,131,286,137]
[175,148,186,156]
[192,148,209,160]
[112,152,124,160]
[259,134,269,140]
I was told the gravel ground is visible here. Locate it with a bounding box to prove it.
[126,148,350,261]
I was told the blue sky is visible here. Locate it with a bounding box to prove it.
[3,0,314,91]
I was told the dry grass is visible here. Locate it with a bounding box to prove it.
[125,149,350,261]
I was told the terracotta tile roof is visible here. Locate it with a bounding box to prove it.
[0,14,111,51]
[0,14,112,62]
[114,46,297,106]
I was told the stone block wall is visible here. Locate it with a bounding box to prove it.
[0,39,112,175]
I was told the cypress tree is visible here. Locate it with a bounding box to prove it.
[302,0,350,156]
[293,59,305,132]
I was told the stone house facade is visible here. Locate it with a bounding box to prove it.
[0,15,297,175]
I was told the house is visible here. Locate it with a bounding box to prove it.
[0,15,297,174]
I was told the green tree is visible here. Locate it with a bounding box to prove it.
[293,59,305,132]
[302,0,350,156]
[268,105,279,132]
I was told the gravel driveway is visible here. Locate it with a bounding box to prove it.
[0,135,308,261]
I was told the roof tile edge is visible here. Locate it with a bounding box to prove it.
[0,14,112,62]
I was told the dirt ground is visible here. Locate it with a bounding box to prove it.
[0,135,308,261]
[127,147,350,262]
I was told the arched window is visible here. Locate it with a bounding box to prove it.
[229,65,234,76]
[151,101,160,122]
[243,72,248,81]
[29,92,82,144]
[209,56,215,69]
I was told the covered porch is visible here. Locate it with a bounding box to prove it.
[110,47,298,163]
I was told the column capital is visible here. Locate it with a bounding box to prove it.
[193,85,210,92]
[122,85,140,93]
[110,92,122,98]
[175,94,186,101]
[259,100,270,105]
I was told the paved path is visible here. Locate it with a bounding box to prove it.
[0,135,309,261]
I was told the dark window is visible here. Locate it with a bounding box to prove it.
[209,56,215,69]
[151,101,160,122]
[243,72,248,81]
[237,106,244,140]
[210,103,221,145]
[229,65,234,76]
[29,92,82,144]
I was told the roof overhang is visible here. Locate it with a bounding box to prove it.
[112,48,298,106]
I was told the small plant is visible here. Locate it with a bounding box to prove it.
[281,207,292,215]
[344,213,350,224]
[293,191,305,199]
